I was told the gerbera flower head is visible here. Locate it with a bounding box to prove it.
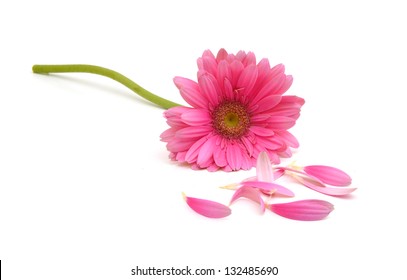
[161,49,305,171]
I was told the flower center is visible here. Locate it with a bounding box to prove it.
[213,102,250,139]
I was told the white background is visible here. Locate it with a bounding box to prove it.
[1,0,406,279]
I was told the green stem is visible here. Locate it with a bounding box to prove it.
[32,64,181,109]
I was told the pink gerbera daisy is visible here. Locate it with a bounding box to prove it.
[160,49,305,171]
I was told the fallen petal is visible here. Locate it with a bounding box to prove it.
[241,180,295,197]
[219,182,240,190]
[304,165,352,186]
[256,151,274,182]
[183,193,231,218]
[229,186,265,212]
[294,175,357,196]
[269,199,334,221]
[274,169,285,180]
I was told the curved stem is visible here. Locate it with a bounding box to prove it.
[32,64,181,109]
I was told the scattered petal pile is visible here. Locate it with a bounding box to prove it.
[184,152,355,221]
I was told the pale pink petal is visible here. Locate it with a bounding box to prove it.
[230,186,265,212]
[303,165,352,186]
[184,193,231,218]
[269,199,334,221]
[181,109,212,126]
[294,175,357,196]
[256,151,274,182]
[173,77,208,108]
[241,181,295,197]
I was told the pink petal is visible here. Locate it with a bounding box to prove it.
[274,168,285,180]
[249,126,275,137]
[294,175,357,196]
[235,50,247,62]
[175,126,212,139]
[256,151,274,182]
[269,199,334,221]
[251,58,271,93]
[198,72,221,106]
[185,136,208,163]
[197,136,217,167]
[200,55,218,77]
[267,116,296,130]
[251,95,282,114]
[269,63,285,77]
[181,109,212,126]
[275,131,299,148]
[242,51,256,66]
[251,72,286,104]
[236,64,258,96]
[183,193,231,218]
[240,136,254,157]
[279,95,305,107]
[240,152,253,170]
[241,181,295,197]
[274,75,293,95]
[226,144,243,171]
[160,127,177,142]
[230,186,265,212]
[216,60,232,93]
[216,48,229,62]
[303,165,352,186]
[230,60,244,88]
[222,76,235,101]
[173,77,208,108]
[213,145,227,167]
[166,140,195,153]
